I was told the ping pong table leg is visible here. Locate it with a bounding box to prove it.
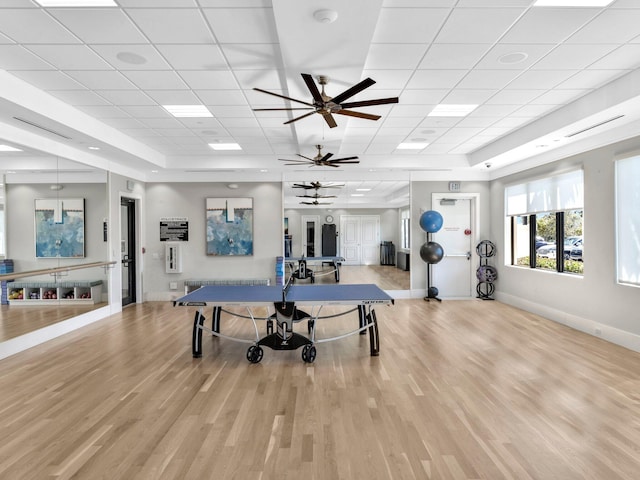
[358,305,367,335]
[212,306,221,334]
[367,307,380,356]
[192,310,206,358]
[334,261,340,282]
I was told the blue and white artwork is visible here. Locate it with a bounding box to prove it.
[206,197,253,256]
[35,198,85,258]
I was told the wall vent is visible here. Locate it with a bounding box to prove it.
[565,114,624,138]
[13,117,72,140]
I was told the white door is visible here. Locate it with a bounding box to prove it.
[301,215,320,257]
[340,215,380,265]
[432,198,474,298]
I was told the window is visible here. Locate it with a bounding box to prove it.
[506,170,584,274]
[615,156,640,286]
[401,209,410,249]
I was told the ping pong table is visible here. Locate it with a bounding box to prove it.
[286,255,344,283]
[173,282,393,363]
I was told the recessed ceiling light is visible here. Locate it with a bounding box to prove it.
[151,170,159,173]
[428,104,478,117]
[397,142,429,150]
[0,145,23,152]
[116,51,147,65]
[498,52,529,65]
[209,143,242,151]
[534,0,613,5]
[356,188,371,192]
[35,0,117,5]
[88,146,100,150]
[163,105,212,118]
[259,169,268,173]
[351,194,364,197]
[313,9,338,23]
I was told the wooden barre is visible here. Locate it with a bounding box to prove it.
[0,261,117,282]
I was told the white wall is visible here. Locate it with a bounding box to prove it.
[144,182,282,300]
[490,137,640,351]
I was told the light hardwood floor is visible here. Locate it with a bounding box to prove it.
[1,297,639,479]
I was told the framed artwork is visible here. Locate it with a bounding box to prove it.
[206,197,253,256]
[35,198,85,258]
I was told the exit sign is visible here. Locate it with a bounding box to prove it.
[449,181,461,192]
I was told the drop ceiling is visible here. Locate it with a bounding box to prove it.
[2,0,640,204]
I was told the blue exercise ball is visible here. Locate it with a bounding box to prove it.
[420,241,444,264]
[419,210,444,233]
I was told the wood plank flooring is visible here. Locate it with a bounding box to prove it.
[0,298,639,479]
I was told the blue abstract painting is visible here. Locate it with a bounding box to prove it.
[206,197,253,256]
[35,198,85,258]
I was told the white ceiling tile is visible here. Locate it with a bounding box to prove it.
[9,70,84,90]
[66,70,138,90]
[220,44,282,70]
[418,117,461,128]
[127,9,215,44]
[505,69,577,89]
[120,105,173,118]
[454,116,498,128]
[47,9,147,44]
[373,8,450,43]
[101,117,146,129]
[48,90,111,106]
[0,9,80,44]
[485,89,543,105]
[500,8,598,44]
[140,118,184,128]
[203,8,278,43]
[512,104,560,117]
[442,89,498,104]
[567,9,640,44]
[435,8,525,44]
[96,90,157,105]
[26,44,113,70]
[218,117,260,128]
[589,44,640,70]
[406,70,467,89]
[558,70,627,90]
[119,128,162,137]
[179,118,224,130]
[531,44,618,70]
[152,128,196,137]
[365,44,427,70]
[0,45,54,70]
[419,44,490,70]
[145,90,201,105]
[123,70,189,90]
[476,44,556,70]
[529,89,589,105]
[178,70,239,89]
[437,127,484,142]
[224,128,266,137]
[155,44,227,70]
[118,0,198,5]
[196,90,248,106]
[490,116,533,128]
[456,70,521,89]
[211,105,256,117]
[399,90,448,104]
[383,0,456,6]
[361,70,413,89]
[380,117,421,128]
[90,45,172,70]
[468,104,520,117]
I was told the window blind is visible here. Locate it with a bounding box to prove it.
[615,156,640,286]
[505,169,584,216]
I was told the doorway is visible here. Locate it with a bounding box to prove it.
[301,215,320,257]
[121,197,136,306]
[431,194,479,298]
[340,215,380,265]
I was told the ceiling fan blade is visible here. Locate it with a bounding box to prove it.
[328,160,360,164]
[279,158,311,163]
[296,154,315,161]
[253,88,314,107]
[330,77,376,105]
[284,111,317,125]
[330,156,359,162]
[340,97,399,109]
[301,73,324,104]
[320,162,340,168]
[284,162,311,166]
[253,107,313,111]
[320,153,334,162]
[293,184,314,189]
[335,109,381,121]
[321,112,337,128]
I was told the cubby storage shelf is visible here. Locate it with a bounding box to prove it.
[7,280,103,306]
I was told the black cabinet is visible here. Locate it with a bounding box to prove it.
[322,224,337,256]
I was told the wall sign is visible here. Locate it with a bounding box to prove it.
[160,217,189,241]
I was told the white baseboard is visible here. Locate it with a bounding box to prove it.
[0,305,113,360]
[497,292,640,353]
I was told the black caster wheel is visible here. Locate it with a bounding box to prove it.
[301,344,316,363]
[246,345,263,364]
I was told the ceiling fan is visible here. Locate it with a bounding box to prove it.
[253,73,399,128]
[280,145,359,168]
[292,181,344,190]
[296,193,337,199]
[300,199,333,206]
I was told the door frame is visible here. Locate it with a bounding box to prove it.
[431,192,480,298]
[300,214,320,258]
[119,193,142,306]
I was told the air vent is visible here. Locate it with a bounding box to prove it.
[565,115,624,138]
[13,117,72,140]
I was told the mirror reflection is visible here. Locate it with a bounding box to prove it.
[284,180,410,291]
[0,157,109,342]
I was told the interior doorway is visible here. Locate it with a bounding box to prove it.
[120,197,136,307]
[300,215,320,257]
[340,215,380,265]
